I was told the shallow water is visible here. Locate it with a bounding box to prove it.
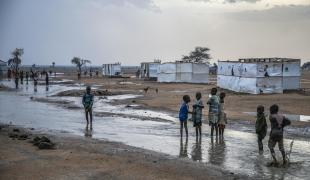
[1,80,310,179]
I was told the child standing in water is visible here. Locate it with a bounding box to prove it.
[82,86,94,128]
[218,92,227,137]
[192,92,204,138]
[207,88,220,137]
[179,95,191,138]
[255,105,267,153]
[268,104,291,165]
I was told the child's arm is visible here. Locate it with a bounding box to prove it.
[282,116,291,127]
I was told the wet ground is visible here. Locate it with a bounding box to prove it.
[1,79,310,179]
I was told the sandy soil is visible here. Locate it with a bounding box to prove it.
[0,125,242,180]
[70,71,310,127]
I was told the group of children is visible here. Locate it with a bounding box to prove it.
[179,87,291,165]
[179,88,227,138]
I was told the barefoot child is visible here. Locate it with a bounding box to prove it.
[218,92,227,137]
[207,88,220,137]
[268,104,291,165]
[255,105,267,153]
[179,95,191,138]
[82,86,94,128]
[192,92,204,138]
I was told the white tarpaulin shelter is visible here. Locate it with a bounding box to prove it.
[158,62,209,83]
[217,58,301,94]
[140,61,161,79]
[102,63,121,76]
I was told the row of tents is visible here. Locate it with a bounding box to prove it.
[102,58,301,94]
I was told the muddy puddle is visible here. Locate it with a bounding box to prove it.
[1,80,310,179]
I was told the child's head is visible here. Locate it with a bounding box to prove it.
[257,105,264,114]
[270,104,279,115]
[183,95,190,103]
[219,92,226,103]
[86,86,91,94]
[211,88,217,95]
[196,92,202,100]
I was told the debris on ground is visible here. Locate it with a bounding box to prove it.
[30,136,55,149]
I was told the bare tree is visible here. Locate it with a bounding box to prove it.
[8,48,23,88]
[182,47,211,63]
[71,57,91,79]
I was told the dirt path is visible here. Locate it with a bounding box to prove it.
[0,125,241,180]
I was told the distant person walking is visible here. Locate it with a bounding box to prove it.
[207,88,220,137]
[179,95,191,138]
[7,69,12,81]
[82,86,94,129]
[192,92,204,138]
[218,92,227,137]
[20,71,24,84]
[45,72,49,86]
[25,71,29,85]
[268,104,291,165]
[255,105,267,153]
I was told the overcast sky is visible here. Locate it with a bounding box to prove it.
[0,0,309,66]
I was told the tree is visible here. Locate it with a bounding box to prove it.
[8,48,23,89]
[8,48,23,73]
[182,47,211,63]
[71,57,91,79]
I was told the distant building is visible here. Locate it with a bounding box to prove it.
[0,60,8,78]
[140,60,161,80]
[121,66,140,75]
[102,63,122,77]
[217,58,301,94]
[158,62,209,83]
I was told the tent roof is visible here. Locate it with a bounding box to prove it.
[219,58,300,64]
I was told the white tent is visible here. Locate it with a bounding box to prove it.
[102,63,121,76]
[140,62,160,79]
[158,62,209,83]
[217,58,301,94]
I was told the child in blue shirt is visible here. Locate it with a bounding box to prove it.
[179,95,191,138]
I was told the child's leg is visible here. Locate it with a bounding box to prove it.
[198,126,201,136]
[89,109,93,128]
[195,127,198,137]
[180,121,184,137]
[211,124,214,136]
[184,121,188,136]
[268,138,277,163]
[215,123,219,137]
[257,135,263,151]
[278,138,286,164]
[85,110,89,124]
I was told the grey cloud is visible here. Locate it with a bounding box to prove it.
[227,5,310,22]
[189,0,261,4]
[90,0,160,12]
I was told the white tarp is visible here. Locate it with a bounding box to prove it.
[217,75,283,94]
[158,63,209,83]
[283,76,300,90]
[149,63,160,77]
[256,77,283,94]
[283,62,301,77]
[257,63,282,77]
[217,75,257,94]
[102,64,121,76]
[218,62,257,77]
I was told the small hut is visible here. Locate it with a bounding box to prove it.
[140,60,161,80]
[158,62,209,83]
[102,63,121,77]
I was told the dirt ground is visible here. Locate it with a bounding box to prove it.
[0,125,241,180]
[72,71,310,126]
